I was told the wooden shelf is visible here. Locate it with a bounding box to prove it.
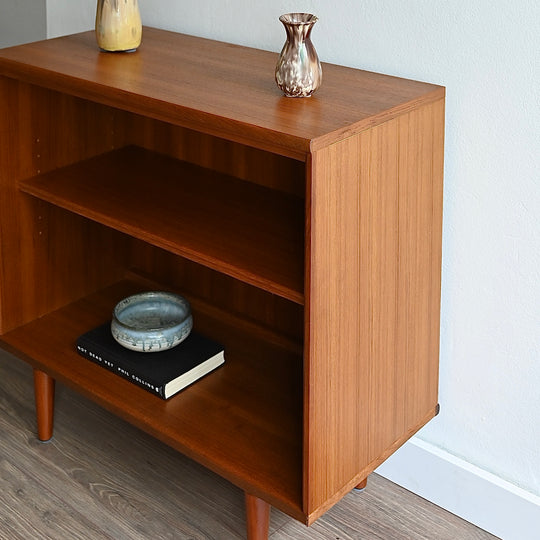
[19,146,305,304]
[0,276,304,519]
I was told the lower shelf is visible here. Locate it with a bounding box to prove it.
[0,276,304,520]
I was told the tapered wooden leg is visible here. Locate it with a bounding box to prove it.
[33,369,55,442]
[354,477,368,492]
[245,492,270,540]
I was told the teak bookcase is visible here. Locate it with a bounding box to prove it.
[0,28,444,539]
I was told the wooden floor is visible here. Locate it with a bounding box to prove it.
[0,349,498,540]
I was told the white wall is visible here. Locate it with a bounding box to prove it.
[45,0,94,38]
[5,0,540,534]
[0,0,46,48]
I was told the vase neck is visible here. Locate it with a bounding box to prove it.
[282,21,315,44]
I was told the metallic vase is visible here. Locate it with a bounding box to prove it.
[275,13,322,98]
[95,0,142,52]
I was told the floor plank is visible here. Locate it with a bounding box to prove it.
[0,350,498,539]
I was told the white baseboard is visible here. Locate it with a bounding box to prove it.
[375,438,540,540]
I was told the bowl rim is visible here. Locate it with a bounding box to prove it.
[112,291,192,333]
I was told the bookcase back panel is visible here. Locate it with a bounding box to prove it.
[127,115,306,198]
[129,244,304,345]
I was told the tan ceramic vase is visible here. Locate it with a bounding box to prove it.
[95,0,142,52]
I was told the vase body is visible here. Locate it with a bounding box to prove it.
[95,0,142,52]
[275,13,322,98]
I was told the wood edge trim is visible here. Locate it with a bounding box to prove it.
[309,91,446,152]
[302,151,315,517]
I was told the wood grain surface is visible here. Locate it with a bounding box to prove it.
[0,28,444,159]
[305,99,445,521]
[0,350,497,539]
[20,146,305,303]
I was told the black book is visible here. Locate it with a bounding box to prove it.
[76,323,224,399]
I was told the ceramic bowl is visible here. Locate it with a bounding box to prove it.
[111,291,193,352]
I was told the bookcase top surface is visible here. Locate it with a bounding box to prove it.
[0,27,444,158]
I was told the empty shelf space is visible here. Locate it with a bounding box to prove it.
[19,147,305,304]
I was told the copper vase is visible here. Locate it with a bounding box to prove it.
[275,13,322,98]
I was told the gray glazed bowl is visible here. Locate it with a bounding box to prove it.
[111,291,193,352]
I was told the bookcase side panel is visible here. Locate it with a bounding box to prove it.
[304,98,444,520]
[0,78,131,333]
